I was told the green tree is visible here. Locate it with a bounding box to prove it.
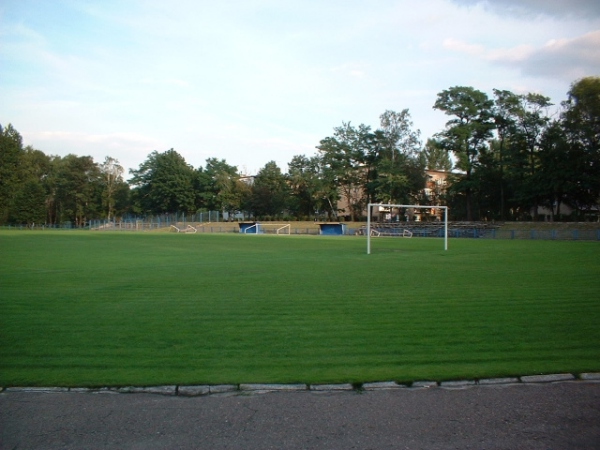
[512,93,553,220]
[11,179,47,226]
[201,158,242,217]
[492,89,522,220]
[52,154,102,226]
[0,123,24,224]
[379,109,421,157]
[369,130,426,206]
[420,138,452,172]
[20,146,53,182]
[563,77,600,147]
[535,121,576,221]
[470,140,507,220]
[99,156,126,221]
[373,110,425,205]
[561,76,600,218]
[8,145,53,225]
[287,155,323,219]
[248,161,290,218]
[317,122,370,220]
[433,86,495,220]
[129,149,196,214]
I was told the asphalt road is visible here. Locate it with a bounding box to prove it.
[1,382,599,449]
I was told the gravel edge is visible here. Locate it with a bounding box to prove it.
[2,373,599,396]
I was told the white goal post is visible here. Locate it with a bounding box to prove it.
[366,203,448,254]
[264,223,291,235]
[244,223,291,235]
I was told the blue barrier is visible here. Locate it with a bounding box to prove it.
[319,223,347,235]
[239,222,260,234]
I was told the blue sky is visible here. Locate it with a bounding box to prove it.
[1,0,599,177]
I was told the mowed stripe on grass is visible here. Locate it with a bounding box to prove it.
[0,231,598,387]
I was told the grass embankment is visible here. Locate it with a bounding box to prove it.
[0,231,598,387]
[160,220,360,234]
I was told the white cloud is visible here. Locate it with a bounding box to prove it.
[25,131,166,176]
[442,30,600,81]
[495,31,600,80]
[450,0,600,19]
[486,45,536,63]
[2,0,599,175]
[329,63,369,79]
[443,38,486,57]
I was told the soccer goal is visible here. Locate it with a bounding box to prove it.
[243,223,291,235]
[261,223,291,235]
[366,203,448,254]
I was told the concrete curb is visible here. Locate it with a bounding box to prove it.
[478,377,520,385]
[117,386,177,395]
[520,373,576,383]
[411,381,438,388]
[240,383,307,392]
[178,385,210,396]
[580,373,600,381]
[2,373,599,396]
[4,387,69,393]
[310,383,354,391]
[440,380,477,388]
[362,381,407,390]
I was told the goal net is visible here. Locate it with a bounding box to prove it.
[366,203,448,254]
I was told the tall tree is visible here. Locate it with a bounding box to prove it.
[379,109,421,158]
[317,122,371,220]
[287,155,323,219]
[535,121,575,220]
[369,130,426,205]
[433,86,495,220]
[201,158,242,217]
[8,145,52,225]
[492,89,521,220]
[129,149,196,214]
[420,138,452,172]
[374,110,425,205]
[248,161,290,218]
[53,154,102,226]
[512,93,553,219]
[99,156,125,221]
[20,146,53,182]
[0,124,24,223]
[561,76,600,218]
[11,180,47,226]
[470,140,506,220]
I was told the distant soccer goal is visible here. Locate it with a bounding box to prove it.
[366,203,448,254]
[260,223,291,235]
[242,223,291,235]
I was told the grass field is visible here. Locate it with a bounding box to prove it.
[1,230,599,387]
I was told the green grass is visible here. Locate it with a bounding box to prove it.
[1,230,599,387]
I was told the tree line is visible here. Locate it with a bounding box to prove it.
[1,77,598,226]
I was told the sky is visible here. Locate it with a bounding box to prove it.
[1,0,599,178]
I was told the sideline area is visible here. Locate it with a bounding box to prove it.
[3,372,599,397]
[2,379,599,449]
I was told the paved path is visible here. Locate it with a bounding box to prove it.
[1,382,599,449]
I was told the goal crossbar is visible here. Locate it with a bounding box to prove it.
[367,203,448,254]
